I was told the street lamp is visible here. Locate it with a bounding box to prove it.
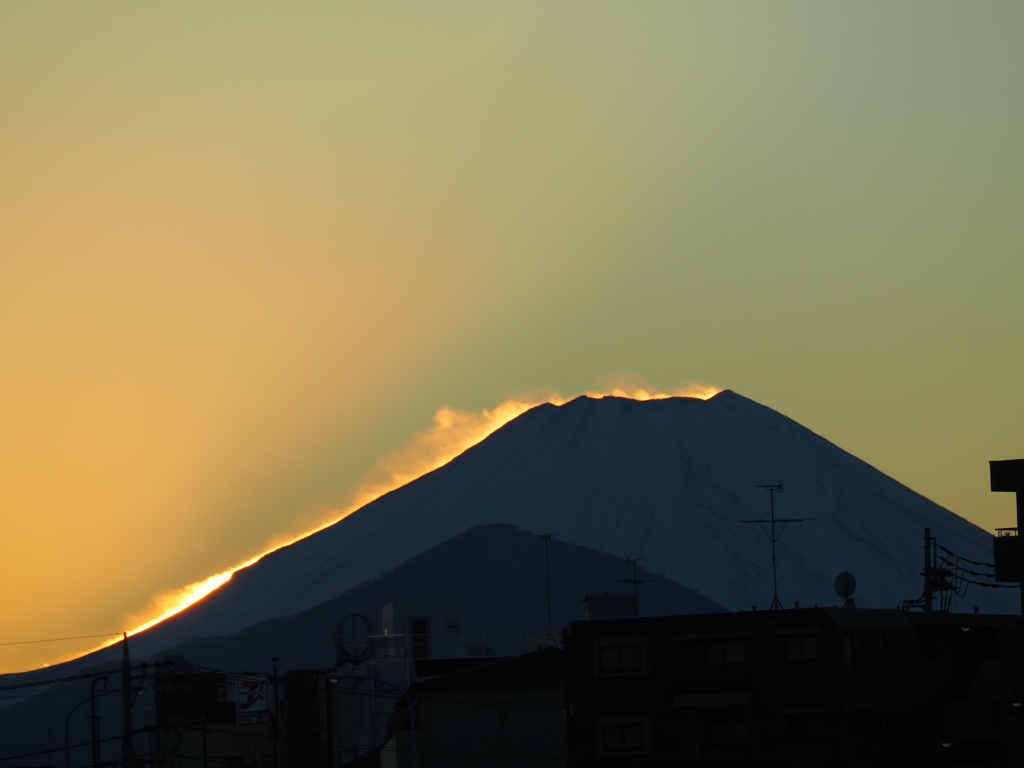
[65,679,111,768]
[65,676,146,768]
[89,676,110,768]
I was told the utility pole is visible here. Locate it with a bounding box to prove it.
[537,534,552,632]
[741,483,812,610]
[616,557,656,617]
[121,632,134,768]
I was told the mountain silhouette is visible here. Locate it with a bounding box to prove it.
[5,390,1014,682]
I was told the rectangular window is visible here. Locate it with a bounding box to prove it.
[598,643,642,673]
[708,719,750,746]
[594,637,648,676]
[844,635,866,671]
[599,721,648,754]
[705,640,745,666]
[786,636,818,662]
[410,617,431,660]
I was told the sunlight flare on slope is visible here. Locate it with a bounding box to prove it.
[109,383,719,645]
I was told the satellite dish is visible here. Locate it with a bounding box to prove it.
[834,571,857,606]
[334,613,375,667]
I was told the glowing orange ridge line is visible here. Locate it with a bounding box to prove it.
[92,384,717,652]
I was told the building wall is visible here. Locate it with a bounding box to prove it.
[382,600,466,660]
[381,686,564,768]
[562,608,1023,767]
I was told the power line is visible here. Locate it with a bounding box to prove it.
[0,664,146,694]
[0,633,123,647]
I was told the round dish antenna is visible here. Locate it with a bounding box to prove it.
[334,613,375,667]
[834,571,857,608]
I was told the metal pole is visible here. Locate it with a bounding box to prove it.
[329,673,417,768]
[90,675,109,768]
[67,694,98,768]
[544,536,551,633]
[409,692,417,768]
[271,658,280,768]
[924,528,933,612]
[537,534,552,633]
[770,489,778,608]
[121,632,134,768]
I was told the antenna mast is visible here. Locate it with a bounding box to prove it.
[537,534,552,632]
[616,557,657,616]
[741,483,813,610]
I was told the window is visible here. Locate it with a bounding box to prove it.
[844,635,866,671]
[708,719,750,746]
[598,643,642,673]
[786,636,817,662]
[410,617,431,660]
[705,640,745,666]
[788,712,824,743]
[598,720,648,754]
[593,637,648,676]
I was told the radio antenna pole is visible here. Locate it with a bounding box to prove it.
[741,483,813,610]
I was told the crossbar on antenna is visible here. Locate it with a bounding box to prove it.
[741,482,814,610]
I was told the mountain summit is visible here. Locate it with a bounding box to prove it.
[150,389,1012,649]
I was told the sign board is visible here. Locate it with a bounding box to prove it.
[237,678,268,725]
[991,459,1024,493]
[238,711,272,726]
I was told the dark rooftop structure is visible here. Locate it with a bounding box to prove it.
[562,607,1022,767]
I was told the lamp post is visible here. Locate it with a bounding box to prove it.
[89,675,110,768]
[65,683,113,768]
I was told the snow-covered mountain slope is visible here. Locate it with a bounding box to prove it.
[150,390,1014,643]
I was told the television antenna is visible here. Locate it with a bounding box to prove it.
[616,557,658,616]
[741,483,813,610]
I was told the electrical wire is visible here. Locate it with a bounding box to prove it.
[0,664,146,694]
[937,545,996,569]
[0,632,123,647]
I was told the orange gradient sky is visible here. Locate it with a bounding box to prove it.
[1,3,1022,673]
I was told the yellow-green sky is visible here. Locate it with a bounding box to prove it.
[1,2,1022,673]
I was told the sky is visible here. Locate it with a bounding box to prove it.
[1,2,1022,674]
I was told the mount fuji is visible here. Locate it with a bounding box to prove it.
[162,389,1012,631]
[9,389,1017,679]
